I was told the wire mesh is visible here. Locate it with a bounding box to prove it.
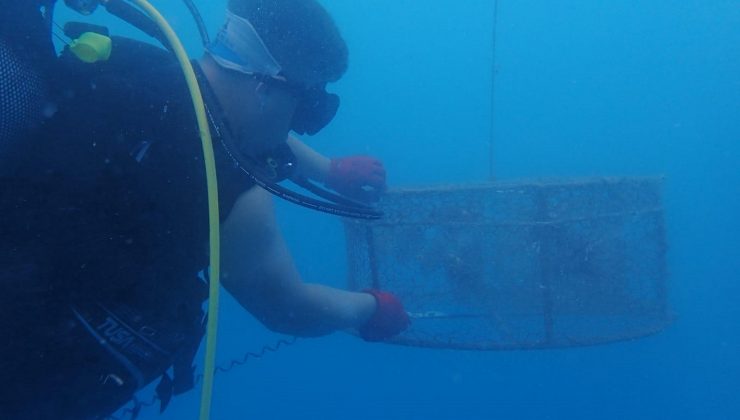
[344,177,671,350]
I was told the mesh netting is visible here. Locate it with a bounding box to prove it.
[344,177,671,350]
[0,38,45,149]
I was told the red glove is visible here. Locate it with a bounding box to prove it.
[358,289,410,342]
[326,156,386,203]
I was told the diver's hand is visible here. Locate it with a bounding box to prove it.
[358,290,410,342]
[326,156,386,203]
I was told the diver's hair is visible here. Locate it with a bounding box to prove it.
[227,0,348,86]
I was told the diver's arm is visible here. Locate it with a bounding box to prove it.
[221,186,376,337]
[287,135,330,182]
[287,135,387,203]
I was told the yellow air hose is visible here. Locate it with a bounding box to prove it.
[130,2,221,419]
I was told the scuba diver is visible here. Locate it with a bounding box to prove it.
[0,0,409,418]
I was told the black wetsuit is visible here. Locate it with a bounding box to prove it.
[0,38,253,419]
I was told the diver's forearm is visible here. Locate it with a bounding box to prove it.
[287,135,330,182]
[263,282,376,337]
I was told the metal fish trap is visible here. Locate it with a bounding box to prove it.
[343,177,672,350]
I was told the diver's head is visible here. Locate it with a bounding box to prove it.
[227,0,348,87]
[200,53,299,157]
[202,0,348,153]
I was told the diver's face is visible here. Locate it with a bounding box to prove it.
[243,77,298,155]
[218,71,299,156]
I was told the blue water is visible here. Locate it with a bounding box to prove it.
[69,1,739,419]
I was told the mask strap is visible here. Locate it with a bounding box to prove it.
[205,9,281,77]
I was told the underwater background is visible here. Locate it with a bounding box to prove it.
[57,1,739,419]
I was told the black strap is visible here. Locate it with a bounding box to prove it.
[154,373,174,413]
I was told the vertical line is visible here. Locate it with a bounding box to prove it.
[344,222,360,291]
[653,181,670,324]
[534,187,556,345]
[365,225,380,290]
[488,0,500,180]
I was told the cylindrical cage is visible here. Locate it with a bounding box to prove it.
[344,177,672,350]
